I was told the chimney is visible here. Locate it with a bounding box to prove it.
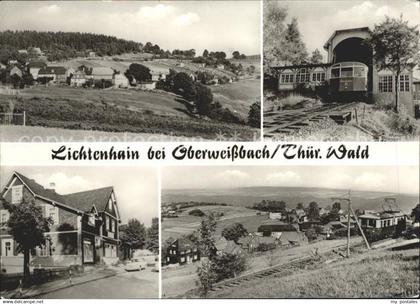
[48,182,56,191]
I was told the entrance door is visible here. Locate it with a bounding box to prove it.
[83,239,94,263]
[1,239,14,256]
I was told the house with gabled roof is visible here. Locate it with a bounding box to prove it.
[38,66,68,83]
[0,171,121,274]
[165,237,200,265]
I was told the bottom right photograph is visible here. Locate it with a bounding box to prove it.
[160,166,419,299]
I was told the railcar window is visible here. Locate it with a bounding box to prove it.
[331,68,340,78]
[341,67,353,77]
[353,67,364,77]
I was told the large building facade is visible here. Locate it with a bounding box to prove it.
[0,172,121,274]
[273,27,416,115]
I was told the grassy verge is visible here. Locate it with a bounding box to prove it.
[1,94,258,140]
[211,249,419,298]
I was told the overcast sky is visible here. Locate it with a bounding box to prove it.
[0,1,260,56]
[278,0,419,59]
[0,166,158,226]
[162,166,419,195]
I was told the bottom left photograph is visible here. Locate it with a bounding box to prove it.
[0,166,159,299]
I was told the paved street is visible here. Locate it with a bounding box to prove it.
[39,269,159,299]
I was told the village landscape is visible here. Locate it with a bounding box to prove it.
[0,2,261,141]
[161,166,419,298]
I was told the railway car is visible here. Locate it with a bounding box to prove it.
[328,62,368,102]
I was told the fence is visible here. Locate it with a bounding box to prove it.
[0,111,26,126]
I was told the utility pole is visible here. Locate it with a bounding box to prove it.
[347,190,351,258]
[331,190,371,258]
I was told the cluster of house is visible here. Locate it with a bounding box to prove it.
[0,172,123,275]
[163,202,410,266]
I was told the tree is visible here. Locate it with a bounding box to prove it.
[296,203,304,210]
[126,63,151,83]
[173,72,196,101]
[196,259,217,298]
[310,49,323,64]
[411,203,420,223]
[248,101,261,128]
[221,223,248,244]
[119,218,146,249]
[145,218,159,253]
[232,51,240,59]
[10,73,22,89]
[194,83,213,115]
[199,212,217,257]
[369,16,420,113]
[203,49,209,58]
[283,17,308,64]
[4,199,53,278]
[307,201,320,221]
[263,1,288,71]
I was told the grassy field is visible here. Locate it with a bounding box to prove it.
[211,248,419,298]
[162,187,418,214]
[162,205,264,241]
[211,79,260,119]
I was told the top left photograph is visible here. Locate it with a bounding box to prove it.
[0,1,261,142]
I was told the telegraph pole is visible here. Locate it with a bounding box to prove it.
[331,190,371,258]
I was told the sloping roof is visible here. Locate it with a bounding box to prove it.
[91,67,114,76]
[14,171,64,203]
[214,238,242,255]
[323,27,371,50]
[28,61,47,69]
[279,231,307,244]
[38,66,67,75]
[258,220,297,232]
[63,187,113,212]
[174,237,197,251]
[9,172,113,214]
[271,63,331,71]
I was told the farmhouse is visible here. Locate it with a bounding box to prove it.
[113,73,129,88]
[238,234,276,253]
[257,220,307,246]
[27,61,47,79]
[138,81,156,90]
[272,27,416,115]
[212,237,243,255]
[165,237,200,265]
[0,172,121,274]
[38,66,67,83]
[91,67,114,81]
[359,210,407,229]
[70,70,87,87]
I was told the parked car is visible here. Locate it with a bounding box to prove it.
[125,259,147,272]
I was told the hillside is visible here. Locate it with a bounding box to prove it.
[0,30,141,63]
[162,186,419,213]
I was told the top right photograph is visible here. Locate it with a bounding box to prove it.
[263,0,420,141]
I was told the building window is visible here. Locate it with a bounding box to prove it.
[110,219,114,232]
[0,210,10,224]
[331,68,340,78]
[280,74,294,83]
[312,72,325,82]
[105,216,110,231]
[399,75,410,92]
[11,185,23,204]
[297,69,309,83]
[88,214,95,226]
[379,75,393,93]
[2,240,13,256]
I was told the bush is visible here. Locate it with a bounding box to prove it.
[189,209,205,217]
[211,252,247,282]
[388,111,419,136]
[248,101,261,128]
[256,242,276,252]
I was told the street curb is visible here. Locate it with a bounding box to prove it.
[16,271,118,299]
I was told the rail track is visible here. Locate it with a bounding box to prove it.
[264,102,357,138]
[202,242,357,297]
